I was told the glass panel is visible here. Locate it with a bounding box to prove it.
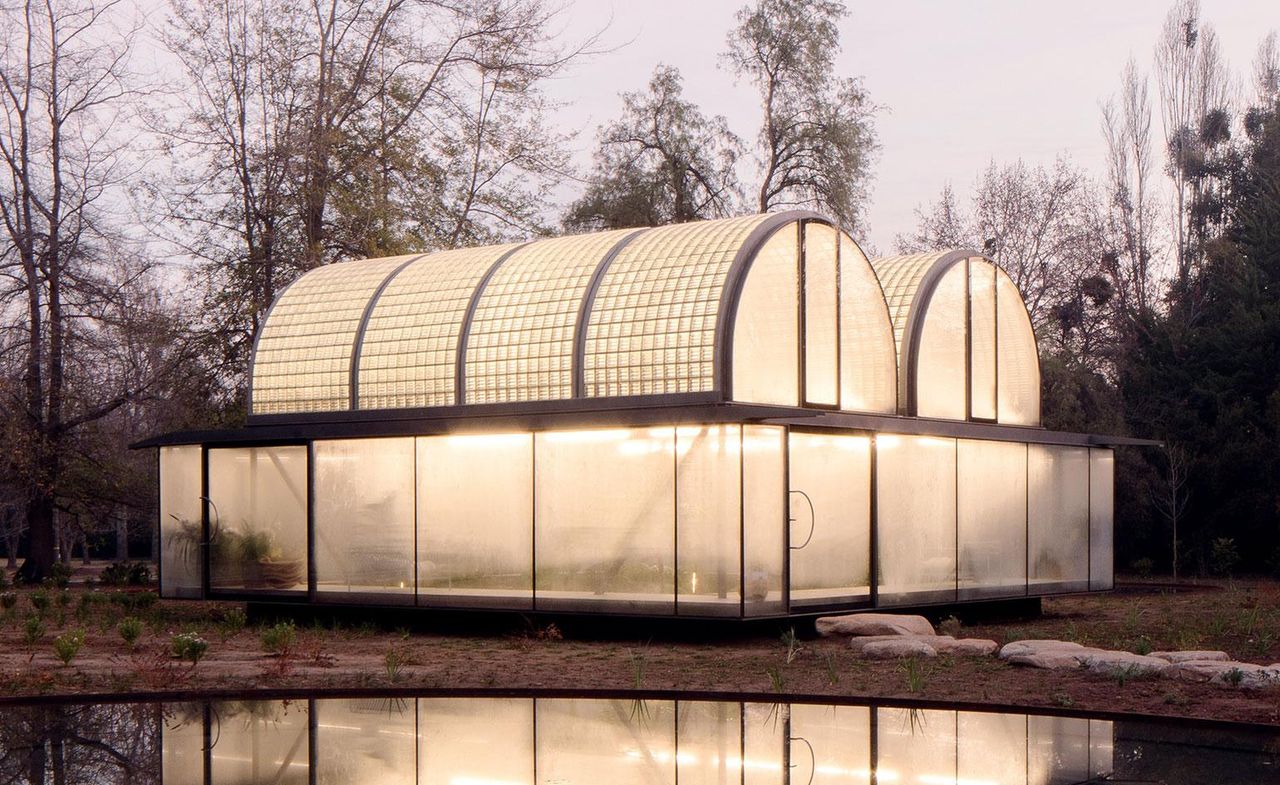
[162,703,206,785]
[1088,719,1114,779]
[743,425,785,616]
[314,439,415,599]
[789,431,871,607]
[957,439,1027,600]
[916,262,967,419]
[875,435,957,604]
[1028,446,1090,594]
[418,433,533,608]
[958,711,1027,785]
[876,708,956,785]
[534,428,675,612]
[731,225,799,406]
[585,214,771,397]
[790,704,870,785]
[465,229,637,404]
[251,255,414,415]
[970,259,997,420]
[207,447,307,593]
[676,701,742,785]
[870,252,945,408]
[803,222,838,406]
[997,270,1041,425]
[1028,715,1090,785]
[356,244,522,410]
[160,445,203,598]
[419,698,534,785]
[209,700,309,785]
[536,698,676,785]
[839,234,897,413]
[676,426,742,615]
[314,698,415,785]
[742,702,785,785]
[1090,449,1115,591]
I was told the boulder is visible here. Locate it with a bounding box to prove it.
[815,613,936,638]
[1150,650,1230,663]
[1164,660,1280,689]
[1005,649,1095,670]
[998,640,1090,660]
[941,638,1000,656]
[860,639,938,659]
[1080,650,1169,677]
[848,634,998,657]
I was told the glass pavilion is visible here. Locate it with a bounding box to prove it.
[139,211,1126,618]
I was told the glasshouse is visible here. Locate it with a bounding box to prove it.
[137,211,1133,618]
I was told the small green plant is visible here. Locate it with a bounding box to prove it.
[55,590,72,609]
[29,590,50,615]
[1210,538,1241,577]
[1113,664,1147,687]
[396,626,412,641]
[780,627,802,664]
[820,650,840,685]
[1162,691,1191,707]
[899,657,932,693]
[1052,691,1075,708]
[938,615,962,637]
[53,629,85,665]
[172,632,209,664]
[220,608,247,637]
[1131,557,1154,579]
[1223,667,1245,687]
[260,621,297,657]
[118,617,144,649]
[99,561,152,587]
[23,615,46,645]
[46,561,72,588]
[0,592,16,612]
[1134,636,1152,656]
[384,647,408,683]
[766,664,785,692]
[628,646,648,688]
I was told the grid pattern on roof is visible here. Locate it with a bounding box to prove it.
[465,229,639,404]
[250,255,416,415]
[869,252,953,361]
[356,244,522,410]
[582,214,771,398]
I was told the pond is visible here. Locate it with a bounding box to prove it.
[0,692,1275,784]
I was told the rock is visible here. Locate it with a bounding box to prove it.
[860,639,938,659]
[940,638,1000,656]
[1165,660,1280,689]
[848,634,997,657]
[998,640,1090,660]
[1150,650,1230,663]
[815,613,936,638]
[1080,650,1169,677]
[1006,649,1095,670]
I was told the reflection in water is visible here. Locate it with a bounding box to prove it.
[0,695,1276,784]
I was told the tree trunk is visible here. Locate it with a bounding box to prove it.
[18,494,56,583]
[116,512,129,561]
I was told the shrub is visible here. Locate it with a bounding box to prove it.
[0,569,9,591]
[55,590,72,609]
[171,632,209,664]
[46,561,72,588]
[260,621,296,657]
[118,617,144,649]
[0,592,16,612]
[100,562,152,587]
[53,629,85,665]
[1131,557,1155,579]
[220,608,247,637]
[23,615,46,645]
[29,590,50,614]
[1210,538,1241,577]
[939,615,963,637]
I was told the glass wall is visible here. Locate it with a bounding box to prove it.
[314,438,415,601]
[159,445,203,598]
[314,698,415,785]
[418,433,533,608]
[789,431,871,607]
[419,698,533,785]
[790,704,871,785]
[206,447,307,593]
[743,425,786,615]
[957,440,1028,600]
[538,698,676,785]
[915,264,968,419]
[1090,449,1115,591]
[209,701,309,785]
[676,426,742,615]
[161,704,205,785]
[1028,445,1091,593]
[732,226,799,406]
[876,435,957,604]
[803,222,839,406]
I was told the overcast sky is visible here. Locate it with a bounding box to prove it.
[542,0,1277,252]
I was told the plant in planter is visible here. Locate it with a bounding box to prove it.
[220,524,304,590]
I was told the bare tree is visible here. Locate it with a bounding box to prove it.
[1254,31,1279,106]
[1151,444,1191,581]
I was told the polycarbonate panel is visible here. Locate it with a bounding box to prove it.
[790,704,870,785]
[419,698,534,785]
[957,439,1027,600]
[314,698,415,785]
[465,229,638,404]
[1090,449,1115,591]
[676,425,742,615]
[313,438,415,599]
[803,222,839,406]
[957,711,1027,785]
[417,433,533,607]
[869,252,944,404]
[209,700,309,785]
[534,428,675,612]
[250,255,414,414]
[742,702,785,785]
[731,224,799,405]
[743,425,785,615]
[160,445,203,598]
[839,235,897,413]
[676,701,742,785]
[876,434,957,604]
[162,703,205,785]
[584,214,771,397]
[207,446,307,592]
[997,270,1041,425]
[876,708,956,785]
[536,699,675,785]
[1028,445,1090,593]
[788,431,871,606]
[1028,715,1091,785]
[916,262,967,419]
[970,259,997,420]
[356,243,521,409]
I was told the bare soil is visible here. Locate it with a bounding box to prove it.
[1,570,1278,725]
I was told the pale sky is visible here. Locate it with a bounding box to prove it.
[543,0,1277,252]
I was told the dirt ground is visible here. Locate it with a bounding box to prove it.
[1,570,1278,725]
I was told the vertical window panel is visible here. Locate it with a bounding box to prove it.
[790,704,871,785]
[1028,716,1091,785]
[160,445,204,598]
[731,226,799,406]
[958,711,1027,785]
[313,438,415,600]
[789,431,871,607]
[207,446,307,593]
[803,222,839,406]
[876,434,957,604]
[419,698,534,785]
[209,701,309,785]
[536,699,675,785]
[839,235,897,413]
[534,428,675,612]
[915,263,968,419]
[676,701,742,785]
[162,704,206,785]
[1028,445,1090,593]
[957,439,1028,600]
[742,702,785,785]
[417,433,533,608]
[676,426,742,615]
[743,425,785,615]
[876,708,957,785]
[314,698,415,785]
[997,270,1041,425]
[1090,449,1115,591]
[970,259,997,420]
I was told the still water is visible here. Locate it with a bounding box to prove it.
[0,694,1275,784]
